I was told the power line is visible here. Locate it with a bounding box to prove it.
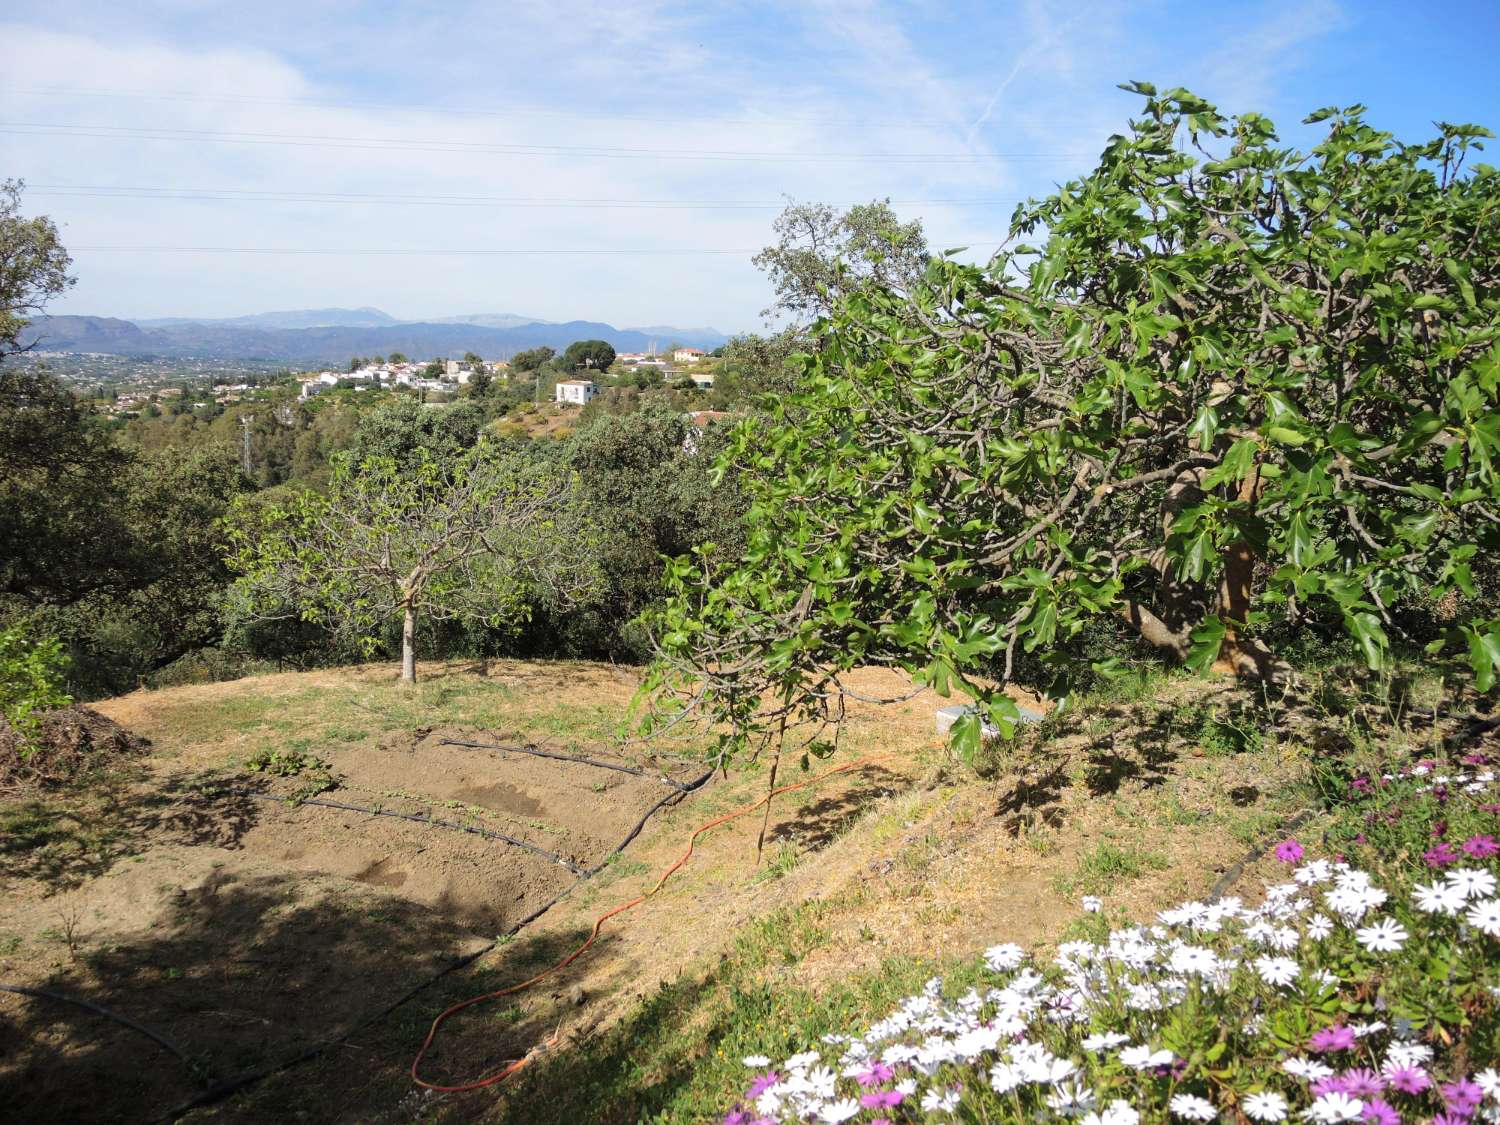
[0,84,1100,132]
[1,122,1083,164]
[25,183,1030,211]
[68,242,1004,256]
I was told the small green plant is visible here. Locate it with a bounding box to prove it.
[243,746,334,801]
[1069,840,1168,893]
[0,623,72,758]
[752,840,801,884]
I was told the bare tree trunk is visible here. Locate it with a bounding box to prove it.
[401,605,417,684]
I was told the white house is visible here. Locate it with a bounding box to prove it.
[555,379,598,406]
[673,347,706,363]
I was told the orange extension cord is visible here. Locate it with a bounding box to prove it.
[409,752,896,1093]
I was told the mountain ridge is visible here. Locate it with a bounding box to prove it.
[20,313,731,364]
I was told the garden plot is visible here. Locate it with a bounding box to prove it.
[0,720,701,1124]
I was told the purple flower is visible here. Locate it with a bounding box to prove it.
[1442,1079,1484,1114]
[1462,834,1500,858]
[1385,1067,1430,1095]
[1275,838,1305,863]
[1351,777,1374,795]
[1481,803,1500,814]
[745,1072,779,1098]
[1313,1076,1349,1097]
[1434,786,1451,804]
[1309,1025,1357,1053]
[856,1062,893,1087]
[1433,1114,1472,1125]
[1460,752,1489,766]
[1361,1097,1401,1125]
[1425,843,1460,867]
[722,1111,748,1125]
[1341,1069,1385,1098]
[861,1089,905,1109]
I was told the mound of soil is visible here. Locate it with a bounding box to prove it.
[0,706,149,788]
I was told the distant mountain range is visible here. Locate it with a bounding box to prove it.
[20,307,731,365]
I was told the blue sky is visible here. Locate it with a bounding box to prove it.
[3,1,1498,332]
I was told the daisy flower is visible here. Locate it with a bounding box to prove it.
[1243,1091,1289,1121]
[920,1087,960,1115]
[1309,1025,1356,1053]
[820,1097,861,1123]
[983,943,1026,971]
[1449,868,1499,900]
[1304,1091,1363,1122]
[1170,1093,1217,1120]
[1255,956,1300,987]
[1083,1101,1141,1125]
[1355,918,1408,953]
[1467,898,1500,937]
[1275,839,1305,863]
[1412,880,1467,916]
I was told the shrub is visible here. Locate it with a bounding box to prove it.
[0,622,71,757]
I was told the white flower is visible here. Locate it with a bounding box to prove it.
[1119,1044,1174,1069]
[1082,1031,1130,1051]
[742,1055,771,1068]
[920,1087,961,1115]
[989,1061,1023,1093]
[1384,1041,1433,1069]
[1355,917,1408,953]
[1082,1100,1141,1125]
[1295,860,1334,885]
[1255,956,1300,987]
[820,1097,861,1123]
[1082,895,1103,912]
[1304,914,1335,940]
[1170,945,1222,976]
[1450,868,1499,900]
[984,942,1027,971]
[1304,1091,1362,1122]
[1284,1057,1335,1081]
[1467,898,1500,937]
[1414,880,1468,915]
[784,1050,821,1071]
[1244,1091,1289,1121]
[1475,1068,1500,1099]
[1170,1093,1217,1120]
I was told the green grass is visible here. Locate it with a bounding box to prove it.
[491,897,986,1124]
[1062,840,1169,895]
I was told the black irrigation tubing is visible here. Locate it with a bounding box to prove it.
[439,738,697,792]
[0,982,198,1072]
[234,790,588,876]
[586,765,716,876]
[1206,807,1318,902]
[150,881,579,1125]
[152,761,718,1121]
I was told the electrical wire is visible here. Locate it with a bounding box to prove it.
[0,84,1102,132]
[0,121,1083,164]
[23,184,1028,211]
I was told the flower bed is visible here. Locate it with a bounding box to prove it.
[722,757,1500,1124]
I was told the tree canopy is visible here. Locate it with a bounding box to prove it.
[751,198,928,324]
[643,87,1500,764]
[226,446,599,683]
[562,339,616,373]
[0,179,73,362]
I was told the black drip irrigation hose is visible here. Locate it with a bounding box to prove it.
[0,982,197,1071]
[439,738,696,792]
[149,766,717,1122]
[1206,807,1317,902]
[234,790,589,876]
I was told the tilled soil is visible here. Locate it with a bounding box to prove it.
[0,723,703,1125]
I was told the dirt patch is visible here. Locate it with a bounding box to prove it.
[0,706,149,789]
